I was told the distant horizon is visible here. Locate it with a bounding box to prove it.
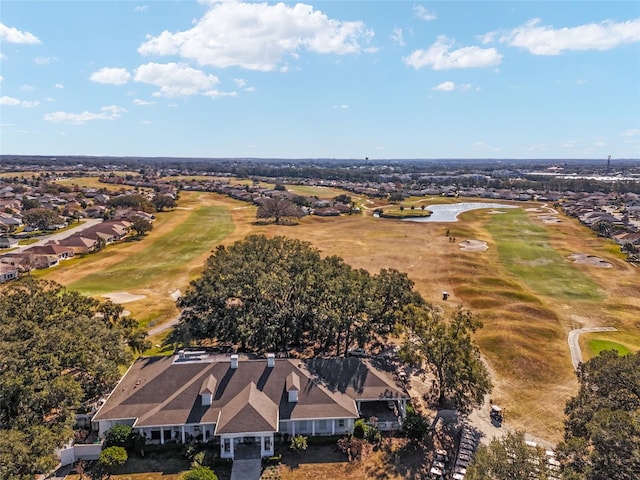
[2,1,639,159]
[2,153,639,164]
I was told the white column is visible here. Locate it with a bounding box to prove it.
[311,420,315,436]
[261,436,265,456]
[230,438,234,459]
[160,428,165,445]
[292,421,296,436]
[181,426,185,443]
[331,420,335,435]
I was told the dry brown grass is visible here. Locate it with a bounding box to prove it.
[277,439,428,480]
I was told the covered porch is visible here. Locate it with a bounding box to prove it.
[358,398,407,431]
[220,432,274,459]
[134,423,216,444]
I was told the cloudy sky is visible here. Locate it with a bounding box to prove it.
[1,1,639,159]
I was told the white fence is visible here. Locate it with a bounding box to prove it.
[57,443,103,466]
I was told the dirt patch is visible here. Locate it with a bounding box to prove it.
[459,239,488,252]
[102,291,147,303]
[537,215,563,224]
[568,253,612,268]
[487,210,506,214]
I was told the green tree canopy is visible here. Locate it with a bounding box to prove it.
[98,446,128,477]
[466,431,551,480]
[173,235,423,354]
[130,217,153,238]
[256,197,304,224]
[399,305,491,414]
[108,193,153,212]
[22,208,64,230]
[557,351,640,480]
[0,279,133,478]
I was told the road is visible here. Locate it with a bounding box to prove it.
[10,218,103,253]
[568,326,617,370]
[147,315,181,337]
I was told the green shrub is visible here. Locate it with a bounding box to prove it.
[289,435,308,453]
[353,419,366,439]
[104,424,132,449]
[99,446,128,472]
[181,466,218,480]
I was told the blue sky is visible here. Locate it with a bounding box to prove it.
[1,1,639,159]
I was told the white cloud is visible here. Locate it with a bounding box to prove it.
[432,81,472,92]
[0,95,40,108]
[413,5,437,21]
[234,78,247,88]
[620,129,640,137]
[433,81,455,92]
[138,1,373,71]
[333,104,349,109]
[0,75,3,82]
[134,5,149,13]
[20,84,34,92]
[390,27,405,47]
[55,83,64,89]
[44,105,127,124]
[404,35,502,70]
[134,62,220,97]
[0,23,41,44]
[90,67,131,85]
[204,89,238,98]
[133,98,156,106]
[34,56,56,65]
[0,53,6,61]
[500,18,640,55]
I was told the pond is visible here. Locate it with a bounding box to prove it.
[401,202,518,223]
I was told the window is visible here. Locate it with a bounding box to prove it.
[223,438,231,453]
[337,419,345,428]
[265,436,272,451]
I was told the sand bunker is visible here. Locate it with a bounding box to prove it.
[568,253,612,268]
[102,292,147,304]
[537,215,562,224]
[487,210,506,214]
[459,239,489,252]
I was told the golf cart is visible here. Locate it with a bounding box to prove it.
[490,405,503,424]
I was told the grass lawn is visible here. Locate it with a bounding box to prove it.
[485,209,603,301]
[587,339,631,356]
[67,204,232,295]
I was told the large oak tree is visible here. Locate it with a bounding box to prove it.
[0,280,137,479]
[173,235,422,354]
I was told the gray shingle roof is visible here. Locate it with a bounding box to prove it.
[93,355,405,433]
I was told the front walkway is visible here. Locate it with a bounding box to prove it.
[230,459,262,480]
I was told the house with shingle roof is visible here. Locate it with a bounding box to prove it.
[92,351,408,459]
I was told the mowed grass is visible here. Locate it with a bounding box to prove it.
[588,339,631,356]
[485,209,603,301]
[68,205,233,295]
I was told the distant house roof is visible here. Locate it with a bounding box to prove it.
[93,355,406,433]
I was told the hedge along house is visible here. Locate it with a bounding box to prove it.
[92,351,408,459]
